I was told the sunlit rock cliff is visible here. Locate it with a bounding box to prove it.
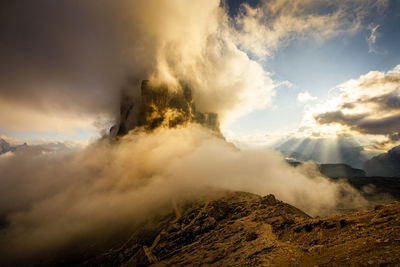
[111,80,220,136]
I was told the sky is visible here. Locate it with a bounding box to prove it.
[1,1,399,261]
[1,0,400,152]
[224,0,400,149]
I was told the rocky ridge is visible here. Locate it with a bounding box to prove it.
[78,191,400,267]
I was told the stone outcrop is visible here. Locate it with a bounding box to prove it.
[112,80,220,136]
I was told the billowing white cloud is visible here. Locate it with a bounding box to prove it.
[119,0,277,126]
[0,125,370,264]
[297,91,317,103]
[0,0,277,132]
[301,64,400,149]
[0,0,389,134]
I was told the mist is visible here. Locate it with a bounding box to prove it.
[0,0,383,133]
[0,0,276,132]
[0,125,371,264]
[0,0,388,264]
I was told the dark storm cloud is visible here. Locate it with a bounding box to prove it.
[315,111,400,138]
[358,114,400,136]
[0,0,277,131]
[0,0,126,121]
[340,91,400,111]
[366,92,400,110]
[313,65,400,144]
[0,0,387,133]
[357,73,400,89]
[316,111,367,127]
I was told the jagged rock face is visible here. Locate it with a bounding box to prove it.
[113,80,220,136]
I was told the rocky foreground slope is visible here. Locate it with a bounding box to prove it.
[74,191,400,267]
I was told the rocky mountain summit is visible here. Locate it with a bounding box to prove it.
[112,80,220,136]
[37,191,400,267]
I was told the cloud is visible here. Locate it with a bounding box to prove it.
[0,1,392,265]
[297,91,317,103]
[0,125,370,264]
[117,0,277,126]
[0,0,124,132]
[232,0,388,59]
[367,24,381,53]
[0,0,389,134]
[309,65,400,148]
[0,0,277,132]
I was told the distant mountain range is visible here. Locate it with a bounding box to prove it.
[287,161,400,202]
[319,163,366,178]
[277,137,377,169]
[0,138,27,154]
[287,161,366,178]
[0,138,75,156]
[363,145,400,177]
[278,137,400,178]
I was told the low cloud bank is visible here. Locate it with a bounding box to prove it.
[0,125,370,264]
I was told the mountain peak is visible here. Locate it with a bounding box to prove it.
[112,80,220,136]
